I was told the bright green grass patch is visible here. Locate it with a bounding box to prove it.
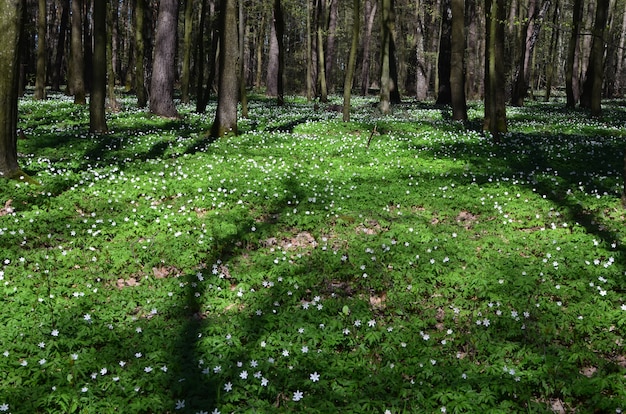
[0,94,625,413]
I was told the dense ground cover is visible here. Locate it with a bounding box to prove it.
[1,94,626,413]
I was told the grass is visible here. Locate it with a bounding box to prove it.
[1,93,626,413]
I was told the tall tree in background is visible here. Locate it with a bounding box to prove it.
[267,0,285,104]
[380,0,401,114]
[70,0,86,104]
[565,0,582,108]
[149,0,179,118]
[450,0,467,120]
[325,0,339,92]
[135,0,148,108]
[239,0,248,116]
[34,0,47,100]
[510,0,551,106]
[0,0,23,179]
[90,0,108,133]
[51,0,69,91]
[436,0,452,105]
[210,0,239,137]
[316,0,328,103]
[181,0,194,104]
[343,0,360,121]
[484,0,507,142]
[360,0,377,95]
[107,0,120,112]
[580,0,609,116]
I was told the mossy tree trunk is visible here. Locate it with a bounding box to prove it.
[0,0,23,179]
[210,0,238,138]
[90,0,108,133]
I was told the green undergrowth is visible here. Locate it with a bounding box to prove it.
[1,94,625,413]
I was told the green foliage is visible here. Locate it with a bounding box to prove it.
[0,95,625,413]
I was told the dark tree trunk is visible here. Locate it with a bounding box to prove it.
[90,0,108,133]
[580,0,609,116]
[70,0,86,104]
[510,0,551,106]
[210,0,238,137]
[149,0,179,118]
[0,0,23,179]
[266,0,284,102]
[316,0,328,103]
[197,0,219,113]
[195,0,208,112]
[450,0,467,120]
[238,0,248,116]
[544,0,560,101]
[343,0,360,121]
[107,0,120,112]
[380,0,401,114]
[565,0,582,108]
[484,0,507,142]
[34,0,46,100]
[436,0,452,105]
[325,0,338,92]
[51,0,70,91]
[181,0,194,104]
[135,0,148,108]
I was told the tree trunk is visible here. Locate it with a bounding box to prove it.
[135,0,148,108]
[107,0,120,112]
[580,0,609,116]
[436,0,452,105]
[149,0,179,118]
[450,0,467,120]
[70,0,86,104]
[565,0,582,108]
[254,12,265,92]
[266,0,284,101]
[0,0,23,179]
[484,0,507,142]
[614,3,626,96]
[316,0,328,103]
[325,0,338,92]
[306,0,313,100]
[90,0,108,133]
[343,0,360,122]
[511,0,550,106]
[51,0,70,91]
[360,0,377,95]
[181,0,194,104]
[380,0,401,114]
[210,0,238,137]
[34,0,46,100]
[544,0,560,101]
[239,0,248,117]
[195,0,208,112]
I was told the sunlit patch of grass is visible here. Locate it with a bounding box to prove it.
[0,94,625,413]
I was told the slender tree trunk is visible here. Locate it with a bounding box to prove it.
[544,0,560,101]
[266,0,284,103]
[149,0,179,118]
[316,0,328,103]
[484,0,507,142]
[210,0,238,137]
[90,0,108,133]
[70,0,86,104]
[34,0,47,100]
[239,0,248,116]
[107,0,120,112]
[566,0,582,107]
[436,0,452,105]
[52,0,70,91]
[450,0,467,120]
[254,12,265,92]
[195,0,208,112]
[360,0,377,95]
[614,3,626,96]
[343,0,360,121]
[306,0,313,100]
[135,0,147,108]
[0,0,23,179]
[83,0,93,92]
[580,0,609,116]
[325,0,338,92]
[380,0,400,113]
[181,0,194,104]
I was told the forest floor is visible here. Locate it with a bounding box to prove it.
[1,93,626,413]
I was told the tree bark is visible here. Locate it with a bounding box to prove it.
[34,0,47,100]
[0,0,23,179]
[107,0,120,112]
[134,0,148,108]
[149,0,179,118]
[380,0,401,114]
[565,0,582,108]
[181,0,194,104]
[360,0,377,95]
[266,0,284,103]
[316,0,328,103]
[580,0,609,116]
[239,0,248,116]
[484,0,507,142]
[306,0,313,100]
[210,0,238,137]
[70,0,86,104]
[51,0,70,91]
[450,0,467,120]
[544,0,560,101]
[436,0,452,105]
[343,0,360,121]
[90,0,108,133]
[325,0,338,92]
